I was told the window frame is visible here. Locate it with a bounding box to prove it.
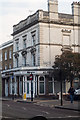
[38,76,45,95]
[32,53,36,66]
[9,49,12,59]
[16,41,19,51]
[5,51,7,60]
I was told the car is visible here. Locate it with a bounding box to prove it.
[74,88,80,95]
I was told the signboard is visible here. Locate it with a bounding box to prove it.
[29,74,33,80]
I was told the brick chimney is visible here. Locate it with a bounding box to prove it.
[48,0,58,20]
[72,2,80,24]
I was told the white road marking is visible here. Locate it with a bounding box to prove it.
[42,111,49,114]
[7,104,10,107]
[22,107,26,110]
[48,116,80,119]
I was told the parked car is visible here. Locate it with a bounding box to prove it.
[74,88,80,95]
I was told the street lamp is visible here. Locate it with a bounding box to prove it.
[30,73,33,101]
[52,56,63,106]
[59,69,63,106]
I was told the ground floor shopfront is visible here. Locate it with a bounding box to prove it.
[2,68,79,99]
[2,73,55,98]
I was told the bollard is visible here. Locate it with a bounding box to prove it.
[23,93,26,100]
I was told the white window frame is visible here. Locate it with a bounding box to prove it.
[9,63,12,69]
[23,38,26,48]
[31,32,36,46]
[23,56,26,66]
[38,76,45,95]
[32,54,36,66]
[5,64,7,70]
[48,77,54,95]
[16,58,19,67]
[0,53,2,61]
[16,41,19,51]
[9,49,12,59]
[5,51,7,60]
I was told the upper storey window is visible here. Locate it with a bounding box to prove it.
[32,53,36,66]
[31,31,36,46]
[16,40,19,51]
[5,51,7,60]
[23,35,27,49]
[0,53,2,61]
[9,48,12,59]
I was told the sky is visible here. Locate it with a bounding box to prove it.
[0,0,79,45]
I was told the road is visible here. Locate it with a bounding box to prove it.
[1,100,80,120]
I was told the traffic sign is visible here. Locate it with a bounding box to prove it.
[29,74,33,80]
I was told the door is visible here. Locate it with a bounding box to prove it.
[26,81,31,98]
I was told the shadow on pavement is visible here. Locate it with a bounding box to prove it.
[29,116,47,120]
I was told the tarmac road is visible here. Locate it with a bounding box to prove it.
[1,100,80,120]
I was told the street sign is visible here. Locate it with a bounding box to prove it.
[29,74,33,80]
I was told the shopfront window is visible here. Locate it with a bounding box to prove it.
[49,77,53,94]
[27,83,29,94]
[24,77,26,93]
[19,77,22,95]
[39,76,45,94]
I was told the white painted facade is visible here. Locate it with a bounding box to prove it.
[12,0,80,98]
[2,0,80,98]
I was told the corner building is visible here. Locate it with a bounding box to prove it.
[12,0,80,98]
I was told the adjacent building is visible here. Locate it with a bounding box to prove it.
[1,40,13,97]
[1,0,80,98]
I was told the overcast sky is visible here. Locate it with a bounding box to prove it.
[0,0,79,45]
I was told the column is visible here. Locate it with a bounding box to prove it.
[19,76,20,95]
[5,79,6,96]
[52,78,54,93]
[14,76,16,95]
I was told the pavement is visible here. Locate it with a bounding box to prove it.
[1,97,80,112]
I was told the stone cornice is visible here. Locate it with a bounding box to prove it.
[12,19,80,36]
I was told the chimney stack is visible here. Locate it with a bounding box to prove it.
[48,0,58,20]
[72,2,80,24]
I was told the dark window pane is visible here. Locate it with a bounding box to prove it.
[49,82,53,93]
[40,82,44,93]
[27,83,29,94]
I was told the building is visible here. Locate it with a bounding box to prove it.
[1,40,13,97]
[0,46,2,97]
[0,45,2,71]
[2,0,80,98]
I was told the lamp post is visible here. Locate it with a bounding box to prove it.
[59,69,63,106]
[53,56,63,106]
[12,76,14,100]
[30,73,33,101]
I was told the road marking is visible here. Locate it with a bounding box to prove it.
[1,116,12,119]
[42,111,49,114]
[7,104,10,107]
[22,107,26,110]
[47,116,80,119]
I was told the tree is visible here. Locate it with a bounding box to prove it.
[52,51,80,106]
[53,51,80,86]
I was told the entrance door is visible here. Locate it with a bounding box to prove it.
[25,76,34,98]
[26,81,31,98]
